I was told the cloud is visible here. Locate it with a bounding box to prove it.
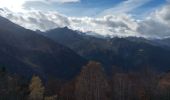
[23,0,80,4]
[150,5,170,25]
[0,4,170,38]
[0,9,70,30]
[0,0,80,12]
[100,0,152,16]
[44,0,80,3]
[0,9,139,37]
[137,5,170,38]
[69,14,139,37]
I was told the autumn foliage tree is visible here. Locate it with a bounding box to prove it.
[75,61,111,100]
[29,75,45,100]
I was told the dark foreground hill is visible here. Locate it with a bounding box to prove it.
[0,16,87,79]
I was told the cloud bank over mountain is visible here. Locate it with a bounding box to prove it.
[0,0,170,38]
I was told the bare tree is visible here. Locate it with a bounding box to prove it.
[75,61,111,100]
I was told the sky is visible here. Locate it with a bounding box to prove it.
[0,0,170,38]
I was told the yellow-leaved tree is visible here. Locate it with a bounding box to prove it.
[29,75,44,100]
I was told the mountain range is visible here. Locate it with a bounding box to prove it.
[0,16,87,79]
[44,27,170,74]
[0,15,170,80]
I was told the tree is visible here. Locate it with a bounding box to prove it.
[75,61,111,100]
[158,72,170,100]
[0,66,8,97]
[58,80,76,100]
[29,75,44,100]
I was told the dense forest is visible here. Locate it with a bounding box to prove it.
[1,61,170,100]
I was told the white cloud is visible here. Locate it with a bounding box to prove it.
[24,0,80,4]
[69,14,140,37]
[0,4,170,38]
[0,0,25,12]
[100,0,152,16]
[44,0,80,3]
[137,5,170,38]
[0,9,70,30]
[150,5,170,25]
[0,0,80,12]
[0,9,139,37]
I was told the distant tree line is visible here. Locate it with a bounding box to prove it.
[0,62,170,100]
